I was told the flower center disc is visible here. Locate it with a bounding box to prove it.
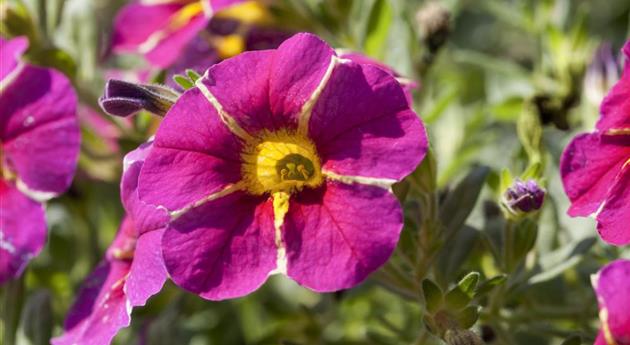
[241,130,323,195]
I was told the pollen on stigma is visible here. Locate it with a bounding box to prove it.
[241,129,323,195]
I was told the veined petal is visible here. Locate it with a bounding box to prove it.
[138,88,243,211]
[112,3,183,50]
[51,261,131,345]
[144,14,208,68]
[162,192,276,300]
[0,180,46,284]
[0,65,79,197]
[284,182,402,292]
[597,163,630,245]
[560,133,630,217]
[268,33,335,126]
[126,229,168,306]
[597,39,630,133]
[310,63,427,181]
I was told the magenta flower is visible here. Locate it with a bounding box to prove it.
[112,0,245,68]
[592,259,630,345]
[561,40,630,245]
[0,37,80,284]
[131,33,428,300]
[53,142,168,345]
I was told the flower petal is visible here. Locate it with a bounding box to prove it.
[112,3,182,51]
[269,33,335,123]
[284,182,402,292]
[560,133,630,217]
[138,88,242,211]
[0,36,28,82]
[597,164,630,245]
[51,261,131,345]
[199,50,279,133]
[0,180,46,284]
[162,192,276,300]
[144,14,208,68]
[597,46,630,133]
[122,141,170,235]
[310,63,427,181]
[594,259,630,344]
[126,229,167,307]
[0,65,79,197]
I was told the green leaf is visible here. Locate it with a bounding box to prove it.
[456,306,480,329]
[422,279,443,314]
[172,74,195,90]
[364,0,392,59]
[474,275,507,298]
[509,219,538,269]
[186,69,202,83]
[439,165,490,237]
[529,237,597,284]
[457,272,480,297]
[435,226,479,285]
[18,289,53,345]
[445,287,470,311]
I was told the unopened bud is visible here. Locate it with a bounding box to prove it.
[415,1,451,53]
[502,179,545,215]
[99,79,180,117]
[444,329,483,345]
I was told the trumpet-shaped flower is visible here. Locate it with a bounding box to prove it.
[0,37,80,284]
[112,0,245,68]
[592,260,630,345]
[561,40,630,245]
[53,142,168,345]
[132,33,428,300]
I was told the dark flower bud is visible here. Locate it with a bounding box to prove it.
[502,179,545,215]
[99,79,180,117]
[415,1,451,53]
[444,329,483,345]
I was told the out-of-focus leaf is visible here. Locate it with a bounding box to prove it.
[561,335,582,345]
[364,0,392,59]
[474,275,507,298]
[422,279,443,314]
[528,237,597,284]
[435,226,479,286]
[439,165,490,237]
[18,289,53,345]
[456,306,480,329]
[26,47,77,80]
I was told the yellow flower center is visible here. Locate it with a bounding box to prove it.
[241,129,323,195]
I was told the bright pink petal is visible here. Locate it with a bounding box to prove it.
[144,14,208,68]
[310,63,427,180]
[51,261,131,345]
[126,229,167,307]
[112,3,182,50]
[122,141,170,235]
[597,164,630,245]
[0,36,28,82]
[162,192,276,300]
[0,180,46,284]
[138,88,242,211]
[560,133,630,216]
[597,47,630,132]
[594,259,630,344]
[200,50,281,133]
[269,33,335,123]
[209,0,246,12]
[0,65,79,196]
[284,182,402,292]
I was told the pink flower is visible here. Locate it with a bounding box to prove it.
[0,37,80,284]
[130,33,428,300]
[592,259,630,345]
[53,142,168,345]
[112,0,245,68]
[561,40,630,245]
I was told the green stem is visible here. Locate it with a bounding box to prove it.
[1,275,25,345]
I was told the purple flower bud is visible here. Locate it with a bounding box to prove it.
[99,79,180,117]
[502,179,545,215]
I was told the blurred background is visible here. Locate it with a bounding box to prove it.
[1,0,629,344]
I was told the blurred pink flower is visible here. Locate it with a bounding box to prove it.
[592,259,630,345]
[0,37,80,284]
